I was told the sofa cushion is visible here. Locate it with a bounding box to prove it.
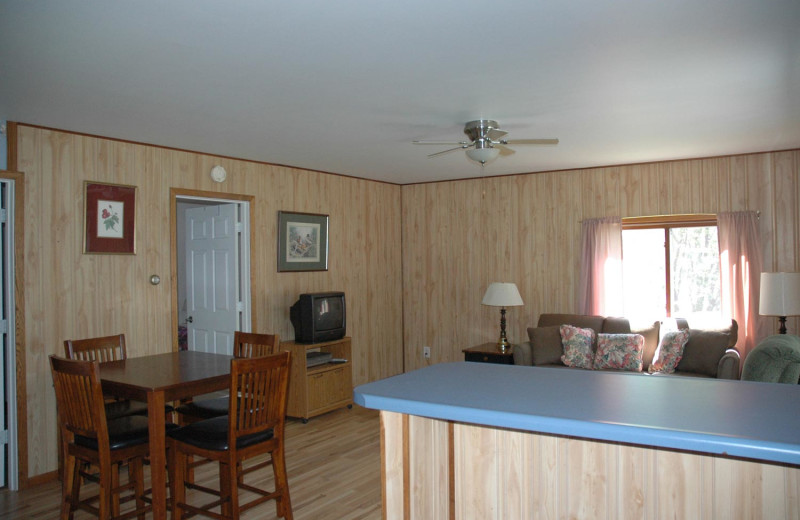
[560,325,596,369]
[649,370,713,379]
[676,329,731,377]
[593,333,645,371]
[675,318,738,349]
[703,321,738,349]
[648,329,690,374]
[527,326,564,366]
[601,317,631,334]
[724,320,739,348]
[631,320,660,370]
[538,313,604,332]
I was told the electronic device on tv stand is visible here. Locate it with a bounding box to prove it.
[305,351,333,367]
[290,291,346,344]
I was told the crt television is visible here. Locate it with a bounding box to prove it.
[290,292,346,344]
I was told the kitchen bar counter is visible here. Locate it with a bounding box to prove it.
[354,363,800,519]
[355,362,800,464]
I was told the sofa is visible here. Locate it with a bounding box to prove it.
[514,313,741,379]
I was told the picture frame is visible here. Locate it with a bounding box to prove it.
[83,181,137,254]
[277,211,329,272]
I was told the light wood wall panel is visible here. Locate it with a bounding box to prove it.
[401,150,800,372]
[15,124,403,478]
[384,412,800,520]
[15,122,800,481]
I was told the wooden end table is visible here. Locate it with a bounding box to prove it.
[462,343,515,365]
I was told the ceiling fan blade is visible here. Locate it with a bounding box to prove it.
[413,140,470,145]
[501,138,559,145]
[487,128,508,141]
[427,145,470,158]
[495,144,515,157]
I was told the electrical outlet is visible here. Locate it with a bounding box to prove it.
[423,346,431,359]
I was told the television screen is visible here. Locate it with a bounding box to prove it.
[315,297,344,331]
[290,291,346,343]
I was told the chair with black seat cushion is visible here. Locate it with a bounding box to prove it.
[64,334,176,420]
[175,331,280,422]
[167,351,293,520]
[50,355,160,520]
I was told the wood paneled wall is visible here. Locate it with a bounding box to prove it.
[401,151,800,372]
[14,124,403,478]
[382,411,800,519]
[12,122,800,480]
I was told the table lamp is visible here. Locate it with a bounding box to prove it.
[759,272,800,334]
[482,282,524,352]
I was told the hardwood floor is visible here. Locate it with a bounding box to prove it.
[0,405,381,519]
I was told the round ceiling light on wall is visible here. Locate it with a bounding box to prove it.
[210,165,227,182]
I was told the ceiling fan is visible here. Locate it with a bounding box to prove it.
[413,119,558,165]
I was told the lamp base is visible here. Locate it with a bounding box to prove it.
[496,306,511,352]
[496,337,511,352]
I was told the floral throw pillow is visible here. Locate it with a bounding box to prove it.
[648,329,690,374]
[560,325,596,369]
[593,333,645,371]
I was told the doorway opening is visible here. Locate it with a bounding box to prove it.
[170,190,254,355]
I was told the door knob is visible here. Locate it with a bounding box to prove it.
[186,316,193,323]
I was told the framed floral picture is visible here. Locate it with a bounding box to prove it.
[277,211,329,271]
[83,181,137,254]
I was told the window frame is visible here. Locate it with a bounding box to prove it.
[622,214,718,317]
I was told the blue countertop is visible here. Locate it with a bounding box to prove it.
[354,362,800,465]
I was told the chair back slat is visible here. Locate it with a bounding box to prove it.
[50,356,109,446]
[64,334,127,363]
[229,352,290,440]
[234,331,280,359]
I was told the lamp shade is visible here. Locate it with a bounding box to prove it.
[481,282,524,307]
[759,272,800,316]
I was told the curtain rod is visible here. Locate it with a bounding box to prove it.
[579,211,760,224]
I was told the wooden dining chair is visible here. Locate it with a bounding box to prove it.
[167,351,293,520]
[175,332,281,484]
[64,334,149,419]
[65,333,176,417]
[175,331,280,422]
[50,355,153,520]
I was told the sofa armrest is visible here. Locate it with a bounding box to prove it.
[514,342,534,366]
[716,348,740,380]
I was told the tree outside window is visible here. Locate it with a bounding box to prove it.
[622,216,721,325]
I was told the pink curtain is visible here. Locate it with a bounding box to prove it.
[717,211,763,364]
[578,217,623,316]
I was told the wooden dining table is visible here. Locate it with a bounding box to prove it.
[99,350,233,520]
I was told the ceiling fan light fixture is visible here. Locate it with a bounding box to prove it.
[413,118,558,164]
[465,146,500,164]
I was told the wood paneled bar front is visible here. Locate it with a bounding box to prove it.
[355,363,800,520]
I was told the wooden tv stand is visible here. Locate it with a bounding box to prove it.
[281,336,353,423]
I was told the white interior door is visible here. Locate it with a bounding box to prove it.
[185,203,238,354]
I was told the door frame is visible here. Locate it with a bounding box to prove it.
[0,170,22,490]
[170,188,255,352]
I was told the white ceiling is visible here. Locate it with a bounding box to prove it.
[2,1,799,184]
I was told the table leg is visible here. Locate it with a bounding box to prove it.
[147,391,168,520]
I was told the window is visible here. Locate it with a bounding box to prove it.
[621,215,721,323]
